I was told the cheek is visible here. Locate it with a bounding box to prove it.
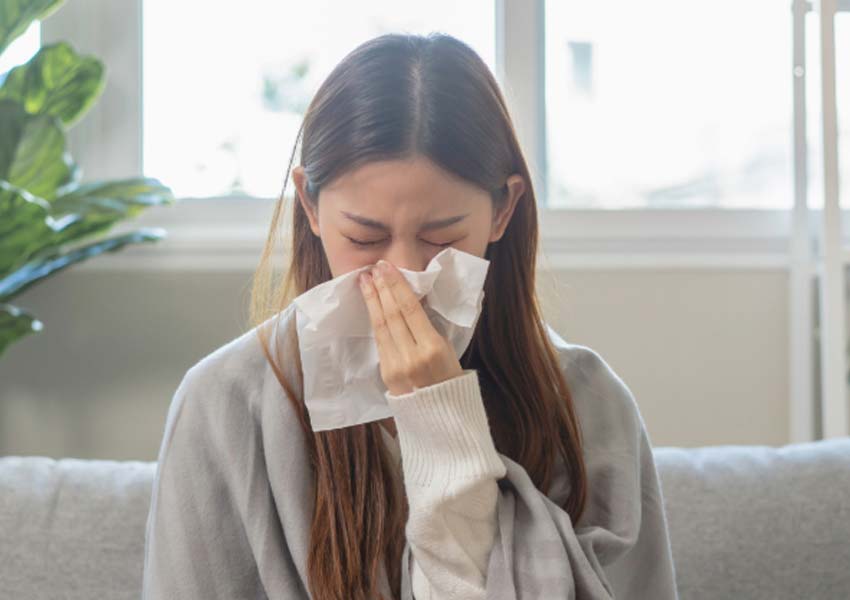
[452,230,490,259]
[319,234,374,278]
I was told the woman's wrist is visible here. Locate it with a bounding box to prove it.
[384,369,506,488]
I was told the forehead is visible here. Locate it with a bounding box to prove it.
[321,157,482,208]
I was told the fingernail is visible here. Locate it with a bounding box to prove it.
[377,260,390,272]
[371,266,381,279]
[360,272,371,286]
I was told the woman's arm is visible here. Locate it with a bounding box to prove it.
[142,366,268,600]
[387,345,680,600]
[385,368,505,600]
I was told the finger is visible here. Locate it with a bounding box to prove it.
[374,260,438,346]
[370,262,417,351]
[359,271,397,359]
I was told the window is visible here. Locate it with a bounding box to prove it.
[543,0,849,210]
[142,0,495,200]
[42,1,848,224]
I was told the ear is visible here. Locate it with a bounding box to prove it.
[292,165,321,237]
[489,174,525,243]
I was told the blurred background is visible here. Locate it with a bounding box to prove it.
[1,0,848,460]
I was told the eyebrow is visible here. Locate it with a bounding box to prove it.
[340,210,469,232]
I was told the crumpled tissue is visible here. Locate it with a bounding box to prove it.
[292,246,490,431]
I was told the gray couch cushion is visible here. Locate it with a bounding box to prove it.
[1,438,848,599]
[654,438,850,599]
[0,456,156,600]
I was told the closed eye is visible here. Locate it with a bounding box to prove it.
[345,236,456,248]
[346,237,381,247]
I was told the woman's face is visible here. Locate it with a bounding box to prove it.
[292,156,525,278]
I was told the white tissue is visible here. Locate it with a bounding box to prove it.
[292,246,490,432]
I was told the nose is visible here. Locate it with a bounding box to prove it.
[381,243,428,273]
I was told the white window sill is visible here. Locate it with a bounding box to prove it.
[72,196,849,272]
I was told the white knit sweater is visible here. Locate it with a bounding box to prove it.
[380,368,507,600]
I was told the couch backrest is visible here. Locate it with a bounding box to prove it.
[0,457,155,600]
[653,437,850,599]
[1,438,848,599]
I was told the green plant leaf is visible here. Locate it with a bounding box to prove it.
[0,179,57,276]
[0,41,105,127]
[0,177,174,278]
[0,99,77,200]
[0,302,42,358]
[41,176,175,249]
[0,0,64,56]
[50,177,176,219]
[0,227,166,302]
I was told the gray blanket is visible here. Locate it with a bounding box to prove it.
[400,413,679,599]
[142,308,679,599]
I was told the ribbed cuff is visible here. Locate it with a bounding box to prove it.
[384,369,506,488]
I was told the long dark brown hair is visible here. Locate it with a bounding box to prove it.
[248,32,587,600]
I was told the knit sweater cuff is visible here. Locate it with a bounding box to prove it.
[384,369,506,489]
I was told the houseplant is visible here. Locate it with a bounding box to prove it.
[0,0,175,358]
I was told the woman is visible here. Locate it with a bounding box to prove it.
[142,32,679,599]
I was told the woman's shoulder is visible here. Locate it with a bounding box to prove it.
[163,304,302,445]
[542,322,645,450]
[185,303,297,386]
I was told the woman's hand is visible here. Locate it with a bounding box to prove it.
[359,259,464,396]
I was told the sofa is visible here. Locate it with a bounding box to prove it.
[1,438,849,599]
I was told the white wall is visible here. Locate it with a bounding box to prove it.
[0,263,793,461]
[538,267,791,448]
